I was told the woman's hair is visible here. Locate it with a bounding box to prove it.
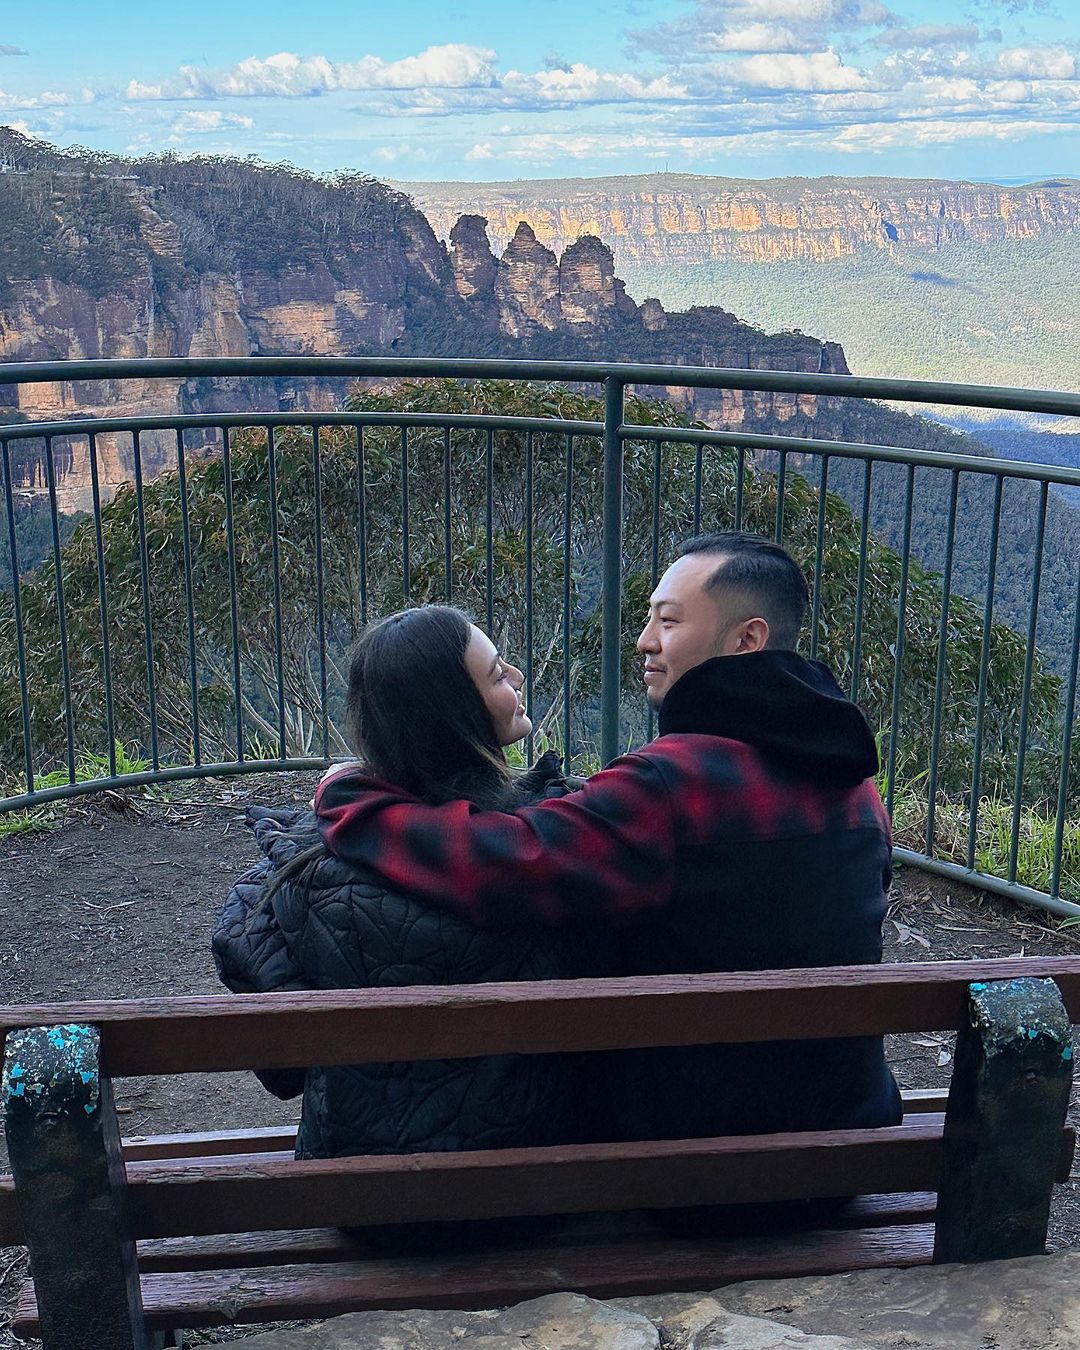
[344,604,515,809]
[254,607,524,920]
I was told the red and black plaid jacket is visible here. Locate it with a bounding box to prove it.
[316,732,891,931]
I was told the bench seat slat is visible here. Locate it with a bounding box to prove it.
[14,1223,938,1334]
[0,1099,961,1248]
[0,1117,1065,1250]
[122,1116,950,1178]
[127,1125,950,1239]
[2,957,1078,1078]
[122,1125,299,1160]
[133,1194,941,1274]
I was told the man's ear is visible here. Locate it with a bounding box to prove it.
[733,617,770,653]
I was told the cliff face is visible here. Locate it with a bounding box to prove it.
[495,222,563,333]
[400,174,1080,266]
[430,214,849,433]
[0,186,446,415]
[0,135,857,509]
[2,218,848,508]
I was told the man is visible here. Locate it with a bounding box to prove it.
[316,532,901,1142]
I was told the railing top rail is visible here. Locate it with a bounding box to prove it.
[0,410,605,442]
[2,356,1078,418]
[4,406,1080,489]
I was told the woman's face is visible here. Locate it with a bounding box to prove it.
[464,624,532,746]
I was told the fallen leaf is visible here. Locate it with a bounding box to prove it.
[892,920,932,949]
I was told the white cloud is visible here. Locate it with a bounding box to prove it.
[465,142,494,160]
[170,110,254,135]
[492,112,1077,165]
[629,0,895,62]
[719,0,888,22]
[126,45,498,101]
[128,50,686,115]
[724,50,868,90]
[501,63,687,103]
[703,23,810,52]
[0,45,26,56]
[997,47,1075,80]
[878,24,981,49]
[0,87,75,110]
[831,117,1074,151]
[0,90,35,109]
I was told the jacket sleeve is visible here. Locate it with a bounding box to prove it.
[314,750,677,929]
[213,861,309,1101]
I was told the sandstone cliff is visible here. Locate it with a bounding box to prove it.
[400,173,1080,267]
[0,133,854,508]
[439,213,848,430]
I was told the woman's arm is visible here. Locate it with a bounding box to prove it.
[314,750,677,929]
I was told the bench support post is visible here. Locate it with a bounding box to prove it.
[934,976,1072,1264]
[3,1024,148,1350]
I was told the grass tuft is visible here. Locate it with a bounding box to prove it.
[0,743,151,838]
[889,785,1079,904]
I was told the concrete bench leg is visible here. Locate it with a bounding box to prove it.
[934,976,1073,1263]
[3,1023,148,1350]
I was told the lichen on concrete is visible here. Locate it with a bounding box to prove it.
[2,1022,101,1116]
[967,977,1070,1060]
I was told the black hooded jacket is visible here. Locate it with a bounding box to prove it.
[612,651,902,1141]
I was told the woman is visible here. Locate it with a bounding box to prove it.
[214,606,605,1225]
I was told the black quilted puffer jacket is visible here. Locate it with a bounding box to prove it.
[213,760,607,1160]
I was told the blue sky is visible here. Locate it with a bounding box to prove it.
[2,0,1077,181]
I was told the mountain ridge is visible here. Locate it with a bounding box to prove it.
[0,132,847,510]
[395,173,1080,266]
[395,171,1080,396]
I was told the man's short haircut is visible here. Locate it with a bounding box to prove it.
[676,532,809,651]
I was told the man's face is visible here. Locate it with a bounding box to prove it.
[637,553,759,709]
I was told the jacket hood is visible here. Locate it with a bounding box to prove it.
[657,650,878,788]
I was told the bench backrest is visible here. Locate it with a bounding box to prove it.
[2,956,1080,1078]
[2,954,1077,1346]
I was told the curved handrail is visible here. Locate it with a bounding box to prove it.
[2,354,1078,418]
[2,357,1079,917]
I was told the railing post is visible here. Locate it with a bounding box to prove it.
[600,377,625,766]
[3,1024,148,1350]
[933,977,1072,1263]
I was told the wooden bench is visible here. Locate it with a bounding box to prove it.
[1,955,1077,1350]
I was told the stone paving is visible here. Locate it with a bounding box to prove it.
[220,1252,1080,1349]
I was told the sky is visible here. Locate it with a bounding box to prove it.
[1,0,1077,182]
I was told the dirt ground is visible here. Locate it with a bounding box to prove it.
[1,774,1080,1344]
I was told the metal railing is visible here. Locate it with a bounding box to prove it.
[1,357,1079,917]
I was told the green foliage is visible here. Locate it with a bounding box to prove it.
[0,495,84,592]
[0,128,427,303]
[0,806,56,839]
[0,164,148,300]
[891,789,1080,904]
